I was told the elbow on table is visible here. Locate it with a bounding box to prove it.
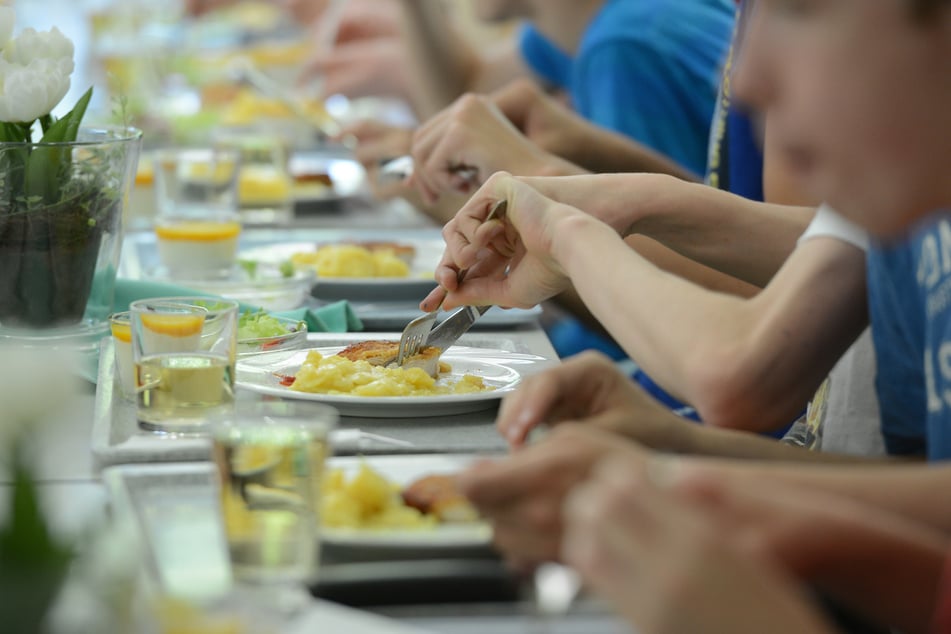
[683,345,803,435]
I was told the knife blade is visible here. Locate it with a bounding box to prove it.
[424,304,492,353]
[378,155,480,184]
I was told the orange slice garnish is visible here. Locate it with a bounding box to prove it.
[140,313,205,337]
[155,221,241,242]
[111,321,132,343]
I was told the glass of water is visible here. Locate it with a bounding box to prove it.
[211,400,338,586]
[130,296,239,434]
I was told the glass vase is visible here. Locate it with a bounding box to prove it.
[0,126,142,350]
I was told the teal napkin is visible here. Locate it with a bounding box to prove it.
[113,278,363,332]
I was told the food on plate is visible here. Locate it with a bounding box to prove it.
[290,244,412,278]
[292,171,333,188]
[238,165,292,206]
[322,463,436,530]
[155,219,242,276]
[402,474,480,523]
[336,340,446,377]
[351,241,416,265]
[237,310,302,340]
[236,311,307,354]
[221,89,332,127]
[285,348,489,397]
[321,463,479,530]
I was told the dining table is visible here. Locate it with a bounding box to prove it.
[0,175,632,634]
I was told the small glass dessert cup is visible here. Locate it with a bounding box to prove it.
[154,147,242,279]
[154,212,242,280]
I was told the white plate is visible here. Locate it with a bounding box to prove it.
[103,457,494,556]
[322,455,493,549]
[238,239,443,302]
[236,345,533,417]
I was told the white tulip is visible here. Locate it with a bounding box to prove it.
[0,6,15,51]
[0,344,82,454]
[0,26,74,123]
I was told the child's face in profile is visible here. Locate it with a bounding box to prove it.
[735,0,951,237]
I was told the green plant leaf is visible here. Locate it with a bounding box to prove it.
[24,87,94,203]
[0,457,72,567]
[39,86,92,145]
[0,122,25,143]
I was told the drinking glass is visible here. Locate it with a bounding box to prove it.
[109,311,135,400]
[215,130,294,226]
[153,148,242,279]
[211,401,338,585]
[130,297,239,434]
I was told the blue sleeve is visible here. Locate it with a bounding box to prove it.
[866,248,928,456]
[518,24,572,90]
[572,42,709,177]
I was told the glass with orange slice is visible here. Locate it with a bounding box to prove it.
[130,297,239,434]
[154,148,242,279]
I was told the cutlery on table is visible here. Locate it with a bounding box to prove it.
[396,199,507,365]
[378,155,480,184]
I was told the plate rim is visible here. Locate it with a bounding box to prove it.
[235,344,529,407]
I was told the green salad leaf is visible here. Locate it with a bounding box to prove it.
[238,310,295,339]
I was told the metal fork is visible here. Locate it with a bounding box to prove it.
[396,199,508,364]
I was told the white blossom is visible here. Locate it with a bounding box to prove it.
[0,344,82,455]
[0,26,74,123]
[0,6,15,51]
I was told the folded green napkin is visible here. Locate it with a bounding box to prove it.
[113,278,363,333]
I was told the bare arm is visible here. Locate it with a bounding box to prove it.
[551,214,867,432]
[522,173,812,287]
[490,79,699,180]
[398,1,528,118]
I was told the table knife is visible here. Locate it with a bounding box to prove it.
[425,304,492,353]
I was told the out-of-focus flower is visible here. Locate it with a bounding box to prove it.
[0,6,15,50]
[0,26,74,123]
[0,344,81,455]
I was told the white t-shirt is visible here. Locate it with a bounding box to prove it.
[784,205,885,456]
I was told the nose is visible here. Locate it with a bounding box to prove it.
[732,2,776,111]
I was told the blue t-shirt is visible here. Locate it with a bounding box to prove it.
[519,0,734,177]
[866,215,951,460]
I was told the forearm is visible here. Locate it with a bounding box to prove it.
[810,521,948,634]
[397,1,478,117]
[550,218,865,431]
[711,460,951,535]
[525,173,814,287]
[551,217,760,403]
[678,423,888,463]
[565,122,700,180]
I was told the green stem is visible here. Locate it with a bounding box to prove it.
[38,115,53,136]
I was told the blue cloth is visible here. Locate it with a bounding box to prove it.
[866,217,951,459]
[519,0,734,177]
